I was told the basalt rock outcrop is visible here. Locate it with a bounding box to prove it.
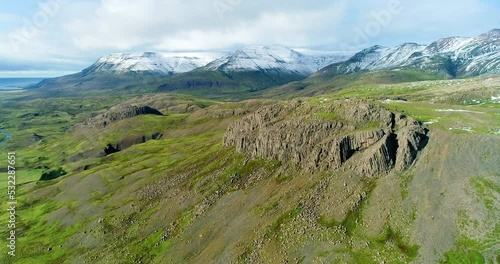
[65,132,164,164]
[29,133,43,142]
[224,99,428,176]
[101,132,164,156]
[69,105,163,131]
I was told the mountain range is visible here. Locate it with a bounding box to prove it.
[32,29,500,97]
[202,45,348,75]
[319,29,500,78]
[82,52,212,75]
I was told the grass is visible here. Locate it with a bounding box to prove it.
[333,82,427,99]
[314,111,344,121]
[446,186,499,264]
[470,177,500,211]
[253,200,280,217]
[0,94,138,174]
[440,236,487,264]
[0,92,241,262]
[442,250,485,264]
[0,169,43,187]
[265,205,303,240]
[237,245,256,263]
[316,177,420,263]
[0,72,498,263]
[0,104,284,261]
[318,215,341,229]
[377,227,419,259]
[265,69,451,99]
[0,200,85,264]
[275,173,292,183]
[399,172,414,200]
[155,69,307,101]
[382,101,500,135]
[342,225,420,264]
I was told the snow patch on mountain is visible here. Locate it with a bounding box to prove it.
[423,37,474,54]
[321,29,500,77]
[84,52,212,75]
[204,45,348,75]
[79,29,500,79]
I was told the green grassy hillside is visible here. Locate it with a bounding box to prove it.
[154,69,309,100]
[0,75,498,263]
[263,70,452,99]
[30,68,310,101]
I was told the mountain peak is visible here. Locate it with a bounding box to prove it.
[264,44,292,49]
[479,29,500,38]
[138,51,156,57]
[203,45,345,74]
[399,42,422,47]
[351,45,387,58]
[425,36,473,53]
[100,52,159,59]
[320,29,500,78]
[83,52,209,75]
[364,45,388,52]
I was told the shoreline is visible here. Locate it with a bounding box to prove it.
[0,89,26,92]
[0,130,12,147]
[0,88,24,91]
[0,78,44,91]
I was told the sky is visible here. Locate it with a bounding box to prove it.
[0,0,499,77]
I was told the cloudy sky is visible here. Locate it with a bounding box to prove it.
[0,0,498,77]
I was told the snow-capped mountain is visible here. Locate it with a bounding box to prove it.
[324,43,427,74]
[34,29,500,94]
[156,46,349,94]
[34,47,346,93]
[82,52,212,75]
[81,46,347,78]
[320,29,500,77]
[423,37,474,54]
[203,45,347,75]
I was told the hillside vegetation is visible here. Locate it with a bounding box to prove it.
[0,74,498,263]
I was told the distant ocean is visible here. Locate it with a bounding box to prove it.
[0,78,44,90]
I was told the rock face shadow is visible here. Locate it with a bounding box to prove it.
[224,99,429,176]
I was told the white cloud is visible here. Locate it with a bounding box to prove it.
[64,0,217,50]
[65,0,347,51]
[154,12,316,51]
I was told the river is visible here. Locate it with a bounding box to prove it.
[0,130,12,147]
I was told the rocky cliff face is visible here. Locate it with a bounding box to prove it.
[70,105,163,131]
[224,99,428,176]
